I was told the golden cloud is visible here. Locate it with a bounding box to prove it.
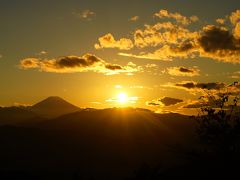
[230,10,240,25]
[95,9,240,64]
[95,33,134,50]
[154,9,199,25]
[129,16,139,22]
[216,18,225,25]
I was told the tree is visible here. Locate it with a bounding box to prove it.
[195,82,240,153]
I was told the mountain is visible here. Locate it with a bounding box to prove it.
[0,107,196,179]
[30,96,81,118]
[0,106,41,125]
[38,107,196,146]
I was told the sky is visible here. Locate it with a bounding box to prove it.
[1,0,240,114]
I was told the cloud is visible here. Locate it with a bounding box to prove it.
[197,25,240,63]
[216,18,225,24]
[145,64,158,68]
[163,81,240,97]
[20,58,40,68]
[133,22,198,48]
[119,23,240,63]
[230,10,240,25]
[119,20,199,60]
[129,16,139,22]
[73,10,95,20]
[19,54,141,75]
[230,10,240,39]
[106,96,139,104]
[146,101,163,107]
[230,71,240,79]
[119,43,197,61]
[146,97,183,107]
[163,81,226,94]
[95,33,134,50]
[154,9,199,25]
[175,81,225,90]
[37,51,47,56]
[13,102,32,107]
[160,97,183,106]
[183,100,209,109]
[91,9,239,64]
[165,66,200,77]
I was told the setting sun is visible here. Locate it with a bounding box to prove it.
[117,93,128,104]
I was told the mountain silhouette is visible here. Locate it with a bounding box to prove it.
[0,106,40,125]
[0,107,196,179]
[0,97,198,179]
[30,96,81,118]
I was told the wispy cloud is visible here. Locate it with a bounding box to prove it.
[106,96,139,104]
[154,9,198,25]
[72,9,96,20]
[129,16,139,22]
[230,71,240,79]
[36,51,47,56]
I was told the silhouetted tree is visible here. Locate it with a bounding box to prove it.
[187,82,240,178]
[195,82,240,153]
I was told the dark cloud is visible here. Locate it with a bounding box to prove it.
[146,101,162,106]
[176,82,225,90]
[198,25,240,52]
[173,41,196,52]
[166,66,200,76]
[56,55,101,68]
[20,54,140,75]
[146,97,183,107]
[105,64,124,70]
[179,67,194,73]
[159,97,183,106]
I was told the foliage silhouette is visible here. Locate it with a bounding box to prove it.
[195,81,240,153]
[184,81,240,178]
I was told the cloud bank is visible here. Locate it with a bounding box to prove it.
[96,9,240,64]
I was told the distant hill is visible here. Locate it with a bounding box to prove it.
[38,107,195,144]
[0,106,41,125]
[30,96,81,118]
[0,107,196,179]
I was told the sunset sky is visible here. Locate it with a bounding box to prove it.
[1,0,240,114]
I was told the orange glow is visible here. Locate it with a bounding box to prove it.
[117,93,128,104]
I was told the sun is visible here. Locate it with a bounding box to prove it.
[117,92,128,104]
